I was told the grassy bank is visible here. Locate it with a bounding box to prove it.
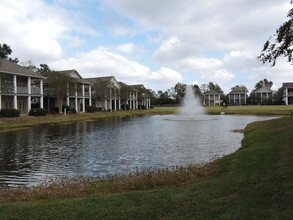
[1,105,293,131]
[0,107,176,131]
[0,117,292,219]
[206,105,293,115]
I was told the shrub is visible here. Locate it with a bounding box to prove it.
[29,108,48,116]
[150,105,154,109]
[0,108,20,117]
[86,106,95,113]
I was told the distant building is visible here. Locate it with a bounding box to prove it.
[283,82,293,105]
[85,76,121,111]
[0,59,45,114]
[203,89,222,106]
[252,86,274,105]
[227,90,247,106]
[118,82,139,110]
[131,84,151,109]
[44,70,93,113]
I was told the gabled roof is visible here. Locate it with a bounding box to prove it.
[0,59,45,79]
[228,90,247,95]
[131,84,148,91]
[56,70,93,85]
[204,89,220,95]
[254,86,273,93]
[118,82,139,92]
[85,76,121,89]
[283,82,293,88]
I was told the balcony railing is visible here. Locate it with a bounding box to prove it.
[31,87,41,94]
[17,87,28,94]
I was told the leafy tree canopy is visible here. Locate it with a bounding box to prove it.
[258,1,293,65]
[254,78,273,89]
[0,43,19,63]
[231,85,248,93]
[207,82,224,94]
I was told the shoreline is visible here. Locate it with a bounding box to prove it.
[0,116,292,219]
[1,105,293,132]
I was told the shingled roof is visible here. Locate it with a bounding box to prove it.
[0,59,45,78]
[283,82,293,88]
[204,89,220,95]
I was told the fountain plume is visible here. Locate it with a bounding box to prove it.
[178,85,206,118]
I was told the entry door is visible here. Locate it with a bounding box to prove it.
[18,101,26,113]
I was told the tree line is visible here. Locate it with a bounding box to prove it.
[150,79,285,106]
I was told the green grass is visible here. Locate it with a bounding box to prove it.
[1,105,293,131]
[0,117,292,219]
[0,107,176,131]
[206,105,293,115]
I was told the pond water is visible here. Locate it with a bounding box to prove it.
[0,114,275,188]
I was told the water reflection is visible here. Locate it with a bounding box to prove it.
[0,115,275,188]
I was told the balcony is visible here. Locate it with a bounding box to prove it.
[31,87,41,95]
[17,87,28,94]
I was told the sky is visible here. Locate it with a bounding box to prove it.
[0,0,292,93]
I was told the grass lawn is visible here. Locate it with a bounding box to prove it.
[0,117,292,219]
[1,105,293,131]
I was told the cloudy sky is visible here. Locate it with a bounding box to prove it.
[0,0,292,93]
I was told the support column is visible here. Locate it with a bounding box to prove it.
[82,98,85,112]
[40,79,44,108]
[13,75,17,109]
[129,92,132,110]
[75,97,78,112]
[27,96,31,113]
[104,99,107,110]
[0,94,2,110]
[75,83,78,112]
[82,84,85,112]
[89,85,92,106]
[66,83,70,106]
[285,88,288,105]
[114,89,117,111]
[118,98,121,110]
[27,77,31,113]
[28,77,31,94]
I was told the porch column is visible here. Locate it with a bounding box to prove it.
[129,92,132,110]
[214,94,216,106]
[89,85,92,106]
[208,95,210,106]
[27,96,31,113]
[82,98,85,112]
[82,84,85,112]
[114,89,117,111]
[75,97,78,112]
[285,88,288,105]
[118,98,121,110]
[0,94,2,109]
[75,83,78,112]
[13,75,17,109]
[40,79,44,108]
[104,99,107,110]
[28,77,31,94]
[66,83,70,106]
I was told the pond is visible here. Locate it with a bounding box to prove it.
[0,114,275,188]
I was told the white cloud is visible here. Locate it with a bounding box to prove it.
[0,0,96,63]
[116,43,147,55]
[200,69,235,83]
[49,49,183,86]
[179,57,223,72]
